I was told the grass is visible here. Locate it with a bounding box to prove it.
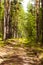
[0,38,43,51]
[0,38,43,59]
[0,37,7,47]
[0,40,5,47]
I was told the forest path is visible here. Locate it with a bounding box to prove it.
[0,42,43,65]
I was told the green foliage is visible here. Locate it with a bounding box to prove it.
[22,5,36,42]
[18,7,26,37]
[0,1,4,20]
[0,1,4,36]
[0,0,42,46]
[12,2,36,43]
[25,12,36,40]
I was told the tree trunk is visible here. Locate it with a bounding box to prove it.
[13,16,18,38]
[36,0,40,42]
[41,0,43,44]
[4,0,11,40]
[13,0,18,38]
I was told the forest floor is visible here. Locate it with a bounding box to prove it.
[0,39,43,65]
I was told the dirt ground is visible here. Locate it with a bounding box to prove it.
[0,42,43,65]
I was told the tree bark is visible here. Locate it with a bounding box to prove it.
[41,0,43,44]
[36,0,40,42]
[4,0,11,40]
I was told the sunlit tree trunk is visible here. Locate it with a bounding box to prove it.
[4,0,11,40]
[36,0,40,42]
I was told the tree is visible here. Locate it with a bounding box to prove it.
[18,6,26,38]
[35,0,40,42]
[41,0,43,44]
[25,3,36,41]
[0,0,4,38]
[11,0,23,38]
[4,0,11,40]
